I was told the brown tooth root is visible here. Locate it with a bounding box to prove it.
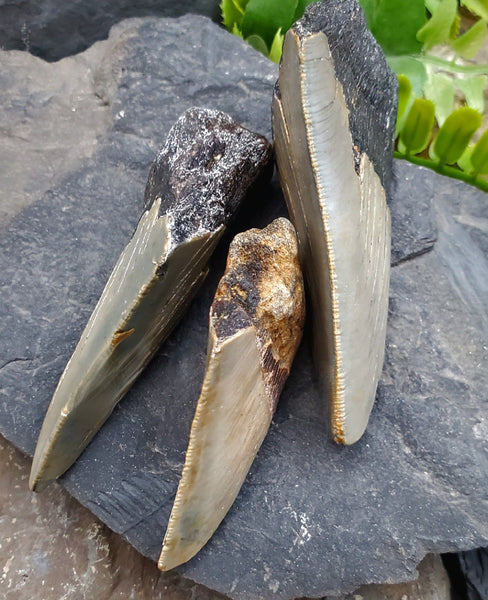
[29,107,272,492]
[272,21,393,445]
[159,217,305,572]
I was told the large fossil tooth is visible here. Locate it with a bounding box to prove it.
[29,107,272,492]
[159,217,305,571]
[272,1,397,445]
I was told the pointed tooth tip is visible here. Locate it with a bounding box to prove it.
[158,540,190,572]
[28,470,51,493]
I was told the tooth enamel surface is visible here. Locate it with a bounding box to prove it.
[160,217,305,570]
[29,108,272,491]
[272,27,392,445]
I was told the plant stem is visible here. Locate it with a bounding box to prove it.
[394,152,488,192]
[412,54,488,75]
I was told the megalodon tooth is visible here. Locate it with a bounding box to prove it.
[272,0,397,445]
[29,107,272,492]
[159,217,305,571]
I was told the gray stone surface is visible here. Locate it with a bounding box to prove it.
[0,434,229,600]
[390,163,438,265]
[0,434,452,600]
[336,554,452,600]
[0,0,219,61]
[458,548,488,599]
[0,11,487,600]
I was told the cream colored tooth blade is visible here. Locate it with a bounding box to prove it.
[29,199,223,491]
[159,326,272,571]
[272,30,391,445]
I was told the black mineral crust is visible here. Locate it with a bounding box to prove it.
[293,0,398,193]
[144,107,273,244]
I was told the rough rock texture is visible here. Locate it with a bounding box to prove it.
[0,43,112,228]
[0,434,229,600]
[458,548,488,600]
[146,107,272,244]
[0,0,219,61]
[0,13,487,600]
[389,165,437,266]
[336,554,452,600]
[0,434,452,600]
[210,217,305,408]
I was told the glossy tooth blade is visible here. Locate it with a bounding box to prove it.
[272,5,396,445]
[159,217,305,570]
[30,108,272,491]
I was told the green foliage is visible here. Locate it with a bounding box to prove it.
[399,99,436,154]
[396,74,413,135]
[363,0,427,55]
[431,107,482,163]
[269,28,285,64]
[359,0,488,191]
[241,0,298,48]
[221,0,488,190]
[471,128,488,175]
[461,0,488,20]
[220,0,247,29]
[417,0,458,49]
[220,0,315,63]
[450,18,487,58]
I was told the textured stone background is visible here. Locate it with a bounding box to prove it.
[0,0,219,60]
[1,9,487,600]
[0,434,452,600]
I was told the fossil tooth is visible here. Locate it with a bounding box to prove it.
[29,107,272,492]
[272,1,396,445]
[159,217,305,571]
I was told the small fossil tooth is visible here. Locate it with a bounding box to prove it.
[159,217,305,571]
[272,1,396,445]
[29,107,272,492]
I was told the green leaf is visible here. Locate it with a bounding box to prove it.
[293,0,317,22]
[269,28,285,64]
[387,56,427,96]
[399,98,436,154]
[364,0,426,55]
[471,128,488,175]
[458,75,487,113]
[397,75,412,121]
[432,107,482,164]
[221,0,248,29]
[424,0,439,12]
[423,71,455,125]
[457,144,475,173]
[396,75,413,136]
[245,33,269,55]
[232,23,244,38]
[461,0,488,20]
[241,0,299,48]
[451,19,488,59]
[417,0,458,49]
[450,13,461,40]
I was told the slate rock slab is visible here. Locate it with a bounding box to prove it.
[1,13,488,600]
[0,0,218,61]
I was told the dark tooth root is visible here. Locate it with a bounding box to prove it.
[145,107,273,245]
[29,107,273,491]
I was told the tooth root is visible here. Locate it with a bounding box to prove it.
[272,15,394,445]
[29,108,272,491]
[159,217,305,571]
